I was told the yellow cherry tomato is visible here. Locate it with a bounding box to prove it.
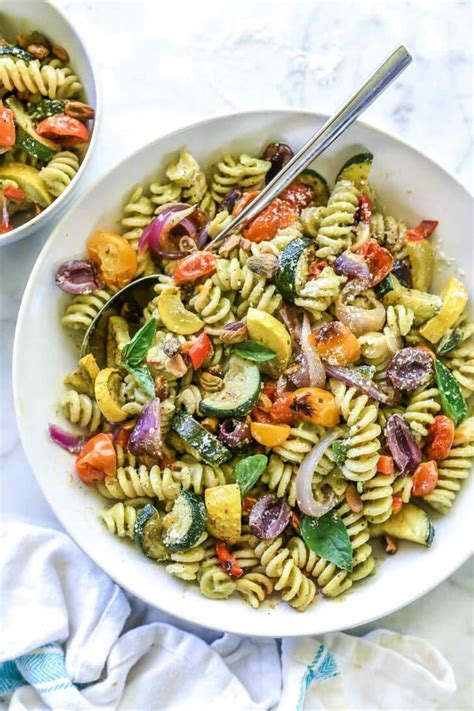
[289,387,340,427]
[250,422,291,447]
[88,231,137,289]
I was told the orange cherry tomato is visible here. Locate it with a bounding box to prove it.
[88,231,137,289]
[0,101,15,150]
[425,416,455,460]
[36,115,90,146]
[405,220,438,241]
[279,181,314,211]
[377,455,395,476]
[357,239,394,286]
[411,461,438,497]
[250,422,291,447]
[242,198,298,243]
[173,251,217,285]
[309,321,360,366]
[232,190,260,217]
[271,392,297,425]
[114,428,130,450]
[215,541,243,578]
[289,387,340,427]
[3,185,26,201]
[392,495,403,515]
[75,433,116,484]
[188,333,212,369]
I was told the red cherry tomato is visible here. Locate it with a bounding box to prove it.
[405,220,438,241]
[279,181,314,211]
[188,333,212,369]
[75,433,116,484]
[215,541,243,578]
[357,239,394,286]
[271,392,297,425]
[411,461,439,497]
[358,194,372,224]
[36,115,90,146]
[173,251,217,285]
[232,191,298,243]
[392,495,403,515]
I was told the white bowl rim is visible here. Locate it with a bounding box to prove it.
[13,108,474,636]
[0,0,101,246]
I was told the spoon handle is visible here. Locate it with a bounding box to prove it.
[205,45,412,252]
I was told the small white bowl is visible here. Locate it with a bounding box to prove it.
[0,0,99,246]
[13,110,473,637]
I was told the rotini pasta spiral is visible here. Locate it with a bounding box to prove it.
[61,290,111,331]
[361,474,394,524]
[330,379,381,482]
[98,501,148,539]
[424,442,474,514]
[189,279,234,326]
[300,205,325,237]
[60,389,101,432]
[358,329,401,382]
[403,385,441,444]
[255,537,317,611]
[236,572,274,608]
[0,58,82,99]
[212,257,244,292]
[166,534,210,581]
[289,502,375,596]
[370,214,407,259]
[386,304,414,338]
[207,210,232,239]
[316,180,360,260]
[210,153,270,202]
[294,266,346,319]
[236,265,282,317]
[120,186,155,248]
[261,454,299,506]
[97,462,185,503]
[274,422,322,464]
[39,151,79,197]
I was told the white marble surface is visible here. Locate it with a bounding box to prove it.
[0,0,473,707]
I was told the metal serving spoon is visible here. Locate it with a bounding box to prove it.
[204,45,412,252]
[81,45,411,359]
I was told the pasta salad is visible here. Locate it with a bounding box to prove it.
[50,144,473,612]
[0,29,94,234]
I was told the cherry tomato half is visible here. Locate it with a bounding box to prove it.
[405,220,438,242]
[279,181,314,211]
[173,251,217,285]
[36,115,90,146]
[88,231,137,289]
[411,461,438,497]
[0,101,15,151]
[357,239,393,286]
[76,433,116,484]
[425,415,455,460]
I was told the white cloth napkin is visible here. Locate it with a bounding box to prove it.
[0,523,456,711]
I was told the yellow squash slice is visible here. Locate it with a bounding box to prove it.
[158,287,204,335]
[94,367,128,422]
[107,315,130,367]
[420,277,468,344]
[246,307,292,377]
[205,484,241,544]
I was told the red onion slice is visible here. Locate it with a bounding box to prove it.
[301,313,326,387]
[138,204,196,258]
[334,252,371,283]
[296,432,339,517]
[128,398,162,458]
[2,194,10,227]
[49,424,87,453]
[386,414,422,476]
[335,281,385,336]
[325,362,397,405]
[249,495,291,539]
[55,259,104,294]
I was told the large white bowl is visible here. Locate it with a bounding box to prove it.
[13,110,473,637]
[0,0,99,246]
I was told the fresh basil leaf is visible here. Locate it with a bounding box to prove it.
[233,340,276,362]
[124,363,155,398]
[122,318,157,367]
[434,359,467,426]
[300,512,353,572]
[233,454,268,495]
[331,440,349,467]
